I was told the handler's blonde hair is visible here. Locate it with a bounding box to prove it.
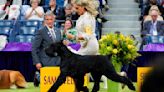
[72,0,99,17]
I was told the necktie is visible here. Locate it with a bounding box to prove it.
[50,29,56,41]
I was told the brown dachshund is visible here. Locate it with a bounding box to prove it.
[0,70,27,89]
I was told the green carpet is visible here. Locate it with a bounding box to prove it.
[0,82,137,92]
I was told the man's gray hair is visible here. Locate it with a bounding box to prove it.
[65,4,72,9]
[44,11,56,19]
[30,0,41,4]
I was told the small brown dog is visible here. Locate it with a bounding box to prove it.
[0,70,27,89]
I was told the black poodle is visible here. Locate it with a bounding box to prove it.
[45,42,135,92]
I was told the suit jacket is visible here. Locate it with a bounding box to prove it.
[32,26,62,66]
[141,21,164,37]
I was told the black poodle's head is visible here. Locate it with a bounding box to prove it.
[45,41,65,57]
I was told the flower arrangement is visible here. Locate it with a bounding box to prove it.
[99,33,140,66]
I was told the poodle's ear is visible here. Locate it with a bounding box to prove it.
[61,40,63,43]
[56,41,64,47]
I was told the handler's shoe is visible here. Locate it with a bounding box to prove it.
[104,4,109,11]
[34,71,40,87]
[101,75,108,89]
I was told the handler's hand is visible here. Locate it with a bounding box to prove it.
[63,40,70,45]
[36,63,42,70]
[78,35,84,40]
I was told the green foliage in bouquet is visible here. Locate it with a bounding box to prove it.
[99,33,140,66]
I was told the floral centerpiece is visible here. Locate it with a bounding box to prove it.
[99,33,140,92]
[99,33,140,67]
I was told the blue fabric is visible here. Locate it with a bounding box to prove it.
[99,0,103,7]
[35,71,40,82]
[157,0,162,5]
[56,0,64,7]
[44,0,50,6]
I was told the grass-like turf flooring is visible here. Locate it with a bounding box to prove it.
[0,82,137,92]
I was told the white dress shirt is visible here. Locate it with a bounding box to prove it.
[150,21,158,36]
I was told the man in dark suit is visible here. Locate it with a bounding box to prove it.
[140,9,164,50]
[32,11,62,86]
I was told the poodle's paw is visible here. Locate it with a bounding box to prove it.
[127,83,136,91]
[83,86,89,92]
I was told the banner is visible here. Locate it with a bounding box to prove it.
[137,67,151,92]
[40,67,89,92]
